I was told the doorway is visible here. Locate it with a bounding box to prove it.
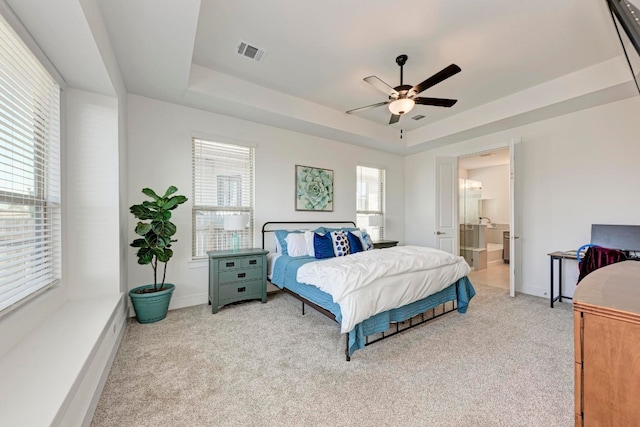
[458,147,510,290]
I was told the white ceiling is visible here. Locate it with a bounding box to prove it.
[5,0,636,155]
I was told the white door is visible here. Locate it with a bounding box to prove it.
[435,156,458,254]
[509,138,522,298]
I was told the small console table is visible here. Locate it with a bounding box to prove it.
[548,251,581,308]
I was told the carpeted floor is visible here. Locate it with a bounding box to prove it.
[91,282,574,427]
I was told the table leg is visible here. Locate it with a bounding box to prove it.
[550,256,554,308]
[558,257,563,303]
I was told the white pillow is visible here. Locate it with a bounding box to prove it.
[330,230,351,257]
[285,233,307,257]
[304,231,315,257]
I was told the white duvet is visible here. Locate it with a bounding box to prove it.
[296,245,471,333]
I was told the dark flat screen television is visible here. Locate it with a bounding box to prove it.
[607,0,640,94]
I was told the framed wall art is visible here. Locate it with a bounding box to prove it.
[295,165,333,211]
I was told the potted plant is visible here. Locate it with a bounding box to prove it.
[129,186,187,323]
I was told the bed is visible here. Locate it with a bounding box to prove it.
[262,221,476,360]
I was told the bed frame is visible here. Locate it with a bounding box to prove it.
[262,221,461,361]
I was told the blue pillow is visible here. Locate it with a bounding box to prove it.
[347,232,364,253]
[314,232,335,259]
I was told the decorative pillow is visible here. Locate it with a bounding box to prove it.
[349,229,371,251]
[361,230,374,251]
[347,231,364,254]
[314,232,335,259]
[304,231,315,257]
[274,230,303,255]
[285,232,308,257]
[330,230,351,257]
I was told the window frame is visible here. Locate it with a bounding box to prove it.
[356,165,386,241]
[192,138,255,258]
[0,11,62,315]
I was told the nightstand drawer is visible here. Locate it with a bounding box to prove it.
[219,267,263,284]
[218,256,264,271]
[219,279,263,301]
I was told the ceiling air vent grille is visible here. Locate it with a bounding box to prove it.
[411,114,426,121]
[237,40,266,62]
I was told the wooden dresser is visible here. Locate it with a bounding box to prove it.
[573,261,640,426]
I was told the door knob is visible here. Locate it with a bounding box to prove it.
[436,231,445,235]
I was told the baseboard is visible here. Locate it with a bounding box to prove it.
[518,283,548,298]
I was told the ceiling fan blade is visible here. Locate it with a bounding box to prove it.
[346,100,390,115]
[389,114,401,124]
[364,76,399,97]
[411,64,461,95]
[414,97,458,108]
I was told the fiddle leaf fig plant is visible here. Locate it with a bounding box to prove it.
[130,186,188,292]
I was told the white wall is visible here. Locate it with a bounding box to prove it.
[406,95,640,297]
[127,94,406,310]
[65,88,121,300]
[468,164,510,225]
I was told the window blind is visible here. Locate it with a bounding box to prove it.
[0,13,61,312]
[356,165,385,240]
[192,138,254,257]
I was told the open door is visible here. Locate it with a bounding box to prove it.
[435,157,458,254]
[509,138,522,297]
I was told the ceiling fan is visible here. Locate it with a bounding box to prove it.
[346,55,461,124]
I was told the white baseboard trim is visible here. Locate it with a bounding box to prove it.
[518,283,548,298]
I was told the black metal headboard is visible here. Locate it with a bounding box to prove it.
[261,221,357,251]
[591,224,640,253]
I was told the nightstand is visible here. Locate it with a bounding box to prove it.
[372,239,399,249]
[208,248,268,313]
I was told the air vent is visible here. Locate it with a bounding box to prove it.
[411,114,426,121]
[237,40,266,62]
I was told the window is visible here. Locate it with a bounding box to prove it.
[0,14,61,312]
[192,138,254,257]
[356,165,385,241]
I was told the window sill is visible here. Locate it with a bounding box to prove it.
[0,293,124,426]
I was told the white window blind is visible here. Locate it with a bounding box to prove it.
[192,138,254,257]
[0,13,61,313]
[356,165,385,240]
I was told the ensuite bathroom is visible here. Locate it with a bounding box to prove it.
[458,149,510,273]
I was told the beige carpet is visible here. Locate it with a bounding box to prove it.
[91,282,574,427]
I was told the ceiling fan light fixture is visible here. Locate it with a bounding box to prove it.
[388,98,415,115]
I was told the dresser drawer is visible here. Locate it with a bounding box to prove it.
[217,256,264,271]
[219,267,263,284]
[219,279,263,301]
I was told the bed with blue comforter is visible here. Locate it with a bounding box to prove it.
[271,253,475,359]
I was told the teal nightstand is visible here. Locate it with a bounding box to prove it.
[208,248,268,313]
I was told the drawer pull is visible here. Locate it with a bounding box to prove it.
[249,259,257,265]
[226,262,235,267]
[237,287,246,293]
[237,272,246,278]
